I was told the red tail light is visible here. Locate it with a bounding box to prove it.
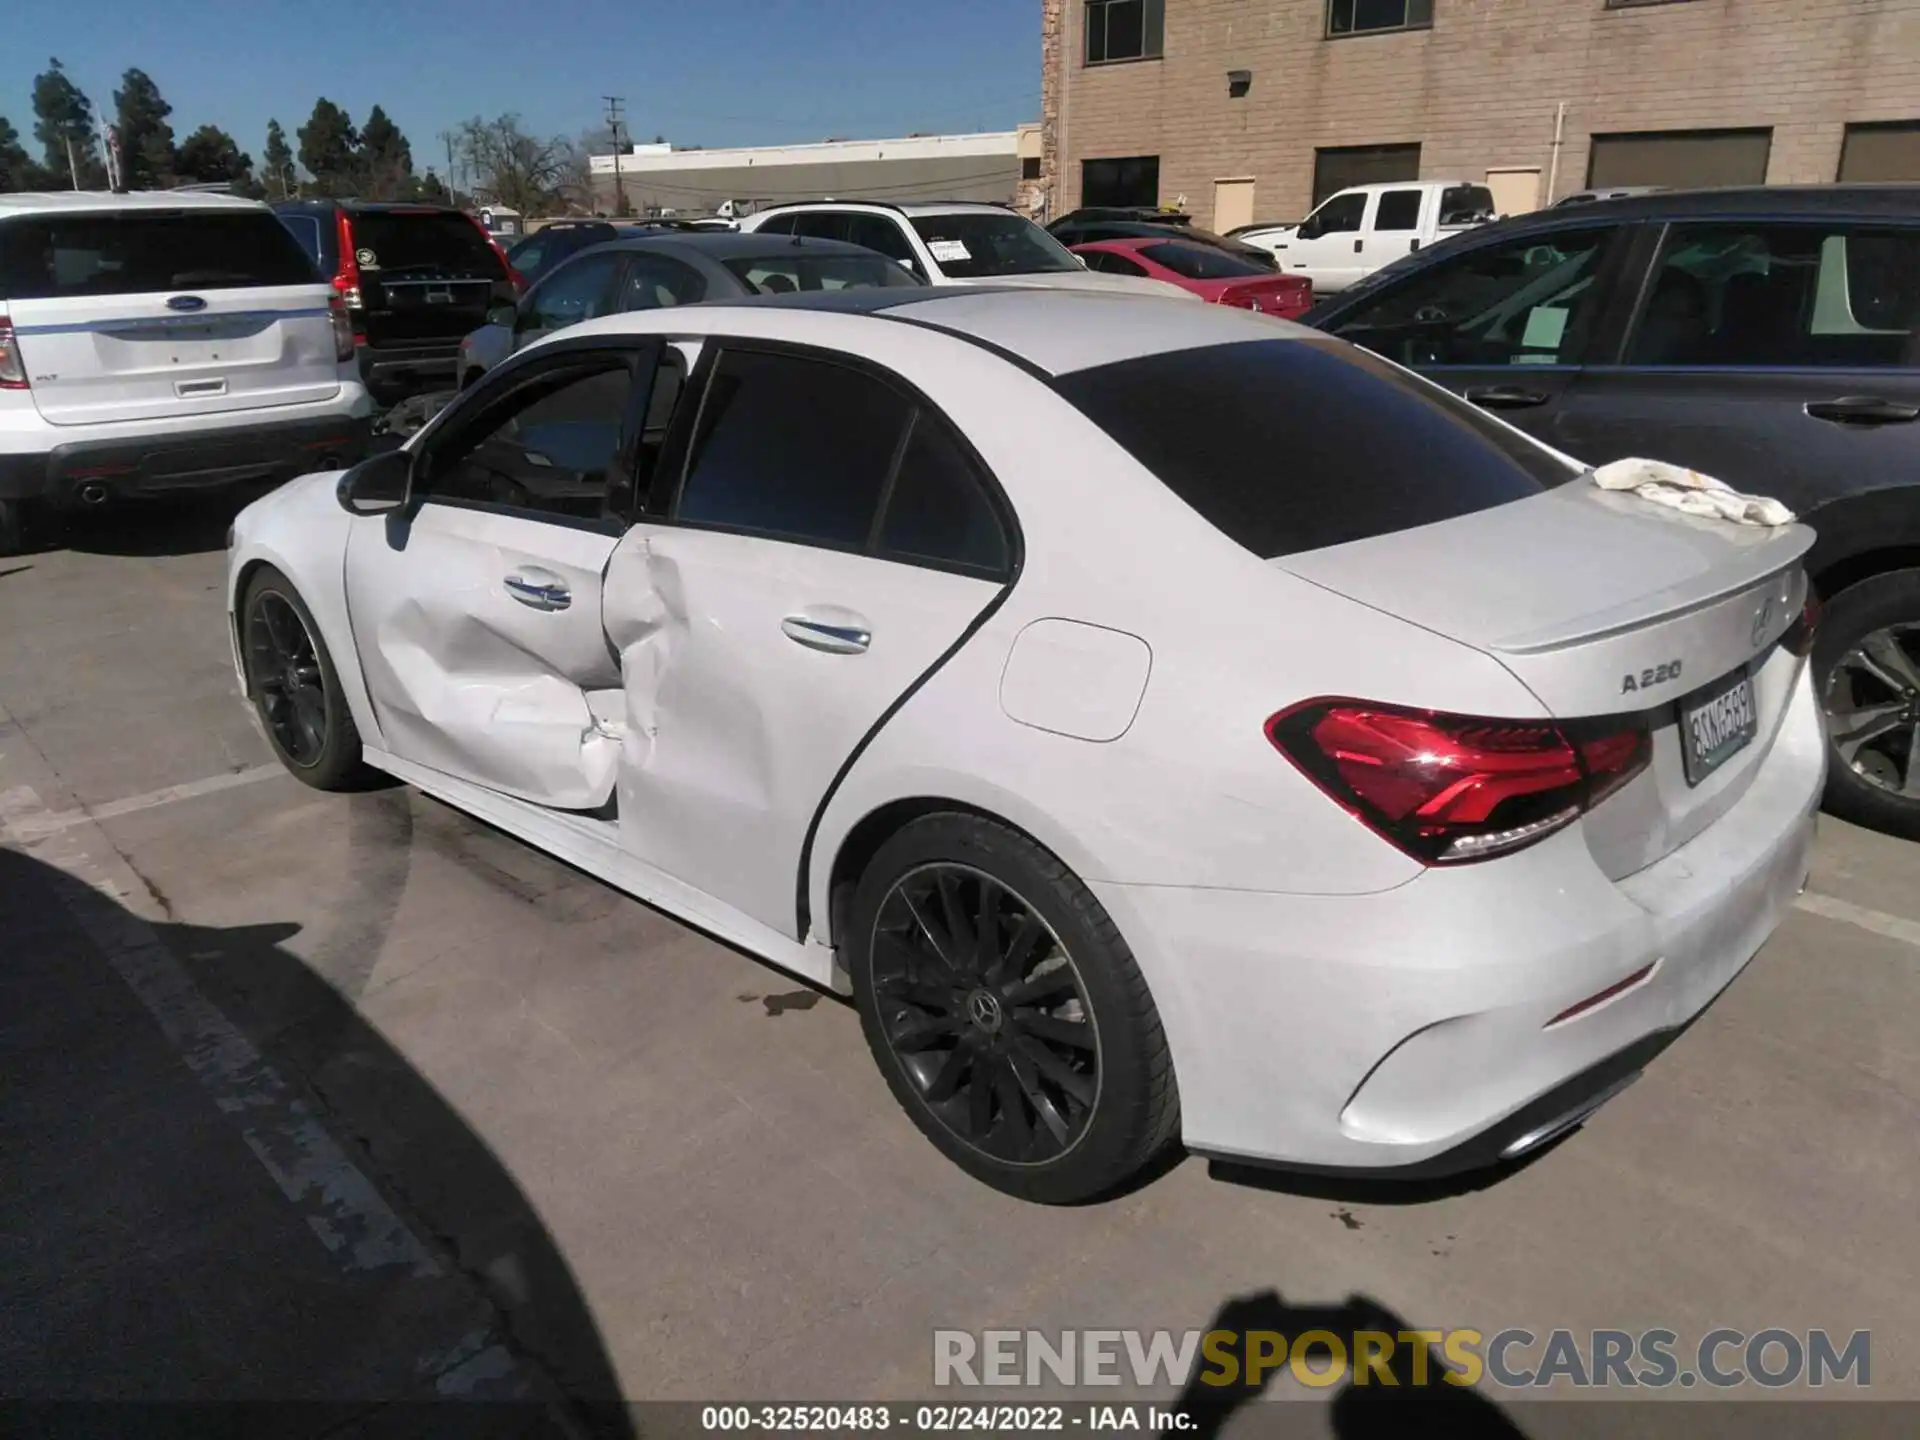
[331,209,363,309]
[1267,699,1652,865]
[327,295,355,362]
[1780,589,1819,658]
[0,317,27,389]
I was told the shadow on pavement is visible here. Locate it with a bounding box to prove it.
[0,842,633,1437]
[1171,1289,1529,1438]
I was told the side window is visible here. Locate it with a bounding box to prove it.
[756,214,796,236]
[676,349,911,547]
[428,360,635,523]
[1626,223,1920,369]
[1088,249,1149,277]
[518,251,620,334]
[1299,192,1368,240]
[1329,225,1619,367]
[1374,189,1423,232]
[847,214,925,276]
[792,212,852,241]
[619,254,708,311]
[878,415,1011,577]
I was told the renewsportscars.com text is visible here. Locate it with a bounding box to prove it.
[933,1327,1871,1391]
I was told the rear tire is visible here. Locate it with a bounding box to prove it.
[1814,568,1920,840]
[241,565,370,791]
[846,813,1179,1203]
[0,499,22,558]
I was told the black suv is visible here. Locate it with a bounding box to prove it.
[1303,185,1920,837]
[272,201,516,403]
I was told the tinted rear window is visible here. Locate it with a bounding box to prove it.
[1050,338,1575,559]
[1140,241,1267,279]
[0,210,319,299]
[349,211,504,279]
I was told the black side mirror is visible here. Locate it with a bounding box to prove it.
[487,301,518,328]
[336,448,412,516]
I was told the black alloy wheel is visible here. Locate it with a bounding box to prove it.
[240,566,366,791]
[869,863,1100,1165]
[248,591,330,768]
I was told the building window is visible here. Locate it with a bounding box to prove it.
[1838,121,1920,182]
[1327,0,1434,38]
[1086,0,1165,65]
[1082,156,1160,209]
[1022,156,1043,181]
[1587,128,1772,189]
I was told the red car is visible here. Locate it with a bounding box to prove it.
[1071,237,1313,318]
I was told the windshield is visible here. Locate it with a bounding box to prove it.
[1141,241,1268,280]
[724,252,923,293]
[1051,338,1574,559]
[909,212,1081,278]
[351,210,504,279]
[0,211,319,298]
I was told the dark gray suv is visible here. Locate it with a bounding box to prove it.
[1304,186,1920,838]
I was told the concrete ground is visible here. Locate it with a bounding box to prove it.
[1,496,1916,1436]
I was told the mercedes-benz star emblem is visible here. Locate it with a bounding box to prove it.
[966,990,1004,1034]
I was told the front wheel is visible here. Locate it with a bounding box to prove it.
[846,813,1179,1203]
[241,565,369,791]
[1815,568,1920,839]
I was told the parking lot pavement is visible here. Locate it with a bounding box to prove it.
[3,501,1918,1432]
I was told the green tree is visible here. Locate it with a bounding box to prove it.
[30,58,102,187]
[263,118,294,198]
[297,98,359,196]
[0,114,41,191]
[113,68,175,189]
[174,125,254,190]
[415,168,450,204]
[359,104,412,199]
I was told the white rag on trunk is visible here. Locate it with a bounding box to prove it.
[1591,457,1795,527]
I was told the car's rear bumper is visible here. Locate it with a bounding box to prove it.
[0,411,374,505]
[358,341,463,398]
[1092,665,1825,1175]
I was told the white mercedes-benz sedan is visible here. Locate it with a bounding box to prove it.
[226,288,1824,1203]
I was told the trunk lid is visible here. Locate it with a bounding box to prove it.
[1276,481,1815,874]
[1214,274,1314,318]
[347,210,507,349]
[1,206,340,426]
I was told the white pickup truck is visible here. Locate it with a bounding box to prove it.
[1235,180,1496,296]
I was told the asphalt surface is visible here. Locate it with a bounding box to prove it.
[2,493,1916,1436]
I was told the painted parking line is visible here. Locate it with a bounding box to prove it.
[2,763,286,840]
[1793,890,1920,950]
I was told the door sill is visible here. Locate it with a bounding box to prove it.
[363,747,841,990]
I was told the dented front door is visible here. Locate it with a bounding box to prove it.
[344,348,653,808]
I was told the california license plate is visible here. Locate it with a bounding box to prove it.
[1681,668,1757,786]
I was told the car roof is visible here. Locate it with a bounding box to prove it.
[752,200,1014,219]
[0,190,269,217]
[588,232,896,260]
[269,199,470,216]
[668,285,1306,376]
[1321,180,1474,198]
[1505,182,1920,227]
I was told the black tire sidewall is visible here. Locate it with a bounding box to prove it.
[241,566,363,790]
[846,813,1168,1204]
[1814,568,1920,840]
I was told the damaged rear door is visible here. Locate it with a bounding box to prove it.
[344,339,661,808]
[605,342,1016,938]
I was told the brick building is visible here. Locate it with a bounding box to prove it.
[1039,0,1920,231]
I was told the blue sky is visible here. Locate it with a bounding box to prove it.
[4,0,1041,172]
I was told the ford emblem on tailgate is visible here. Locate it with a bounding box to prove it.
[166,295,207,312]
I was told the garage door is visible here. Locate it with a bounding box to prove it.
[1587,129,1772,189]
[1312,143,1420,206]
[1839,121,1920,181]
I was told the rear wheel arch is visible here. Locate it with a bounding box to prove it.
[1803,489,1920,601]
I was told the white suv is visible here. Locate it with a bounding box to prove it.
[0,191,373,554]
[738,201,1195,300]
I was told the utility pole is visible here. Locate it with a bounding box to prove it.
[603,95,626,217]
[439,129,458,202]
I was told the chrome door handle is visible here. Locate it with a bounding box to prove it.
[504,569,571,610]
[781,615,871,655]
